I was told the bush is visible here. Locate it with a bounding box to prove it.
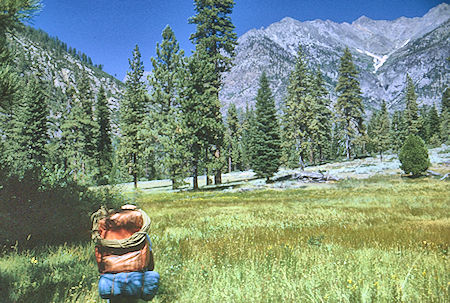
[399,135,430,177]
[0,169,124,250]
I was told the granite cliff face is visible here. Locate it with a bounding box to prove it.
[220,3,450,114]
[9,27,124,109]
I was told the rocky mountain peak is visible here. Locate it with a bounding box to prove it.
[220,3,449,115]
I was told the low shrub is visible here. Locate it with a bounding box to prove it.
[399,135,430,177]
[0,169,124,250]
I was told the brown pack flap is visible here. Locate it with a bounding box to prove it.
[98,210,144,240]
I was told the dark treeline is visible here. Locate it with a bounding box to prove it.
[0,0,121,249]
[2,0,449,200]
[1,0,448,248]
[18,25,102,70]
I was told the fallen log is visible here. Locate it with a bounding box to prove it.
[273,171,339,182]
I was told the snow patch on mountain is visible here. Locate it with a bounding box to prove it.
[356,48,389,72]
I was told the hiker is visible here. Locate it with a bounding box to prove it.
[92,205,160,302]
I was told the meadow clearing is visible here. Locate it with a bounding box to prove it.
[0,175,448,302]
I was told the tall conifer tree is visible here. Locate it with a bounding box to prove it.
[310,68,332,163]
[372,101,390,161]
[60,85,86,180]
[189,0,237,185]
[94,86,112,185]
[6,76,49,174]
[281,45,311,169]
[119,45,147,188]
[252,72,281,181]
[225,104,241,172]
[335,47,364,159]
[77,70,97,162]
[440,87,450,144]
[181,49,219,190]
[404,74,420,136]
[148,25,189,189]
[240,104,255,170]
[390,110,408,152]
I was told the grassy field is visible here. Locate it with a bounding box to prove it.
[1,176,449,302]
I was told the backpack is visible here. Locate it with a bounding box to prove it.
[91,205,152,273]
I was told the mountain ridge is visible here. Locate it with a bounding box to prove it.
[220,3,450,114]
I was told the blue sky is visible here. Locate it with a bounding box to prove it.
[30,0,447,80]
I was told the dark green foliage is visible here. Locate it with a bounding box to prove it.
[281,45,311,169]
[399,135,430,177]
[335,48,364,159]
[119,45,147,188]
[94,86,113,185]
[390,111,408,152]
[425,105,440,145]
[225,103,241,172]
[368,101,390,161]
[181,49,221,189]
[189,0,237,76]
[251,72,281,181]
[59,85,86,180]
[440,88,450,144]
[404,74,420,136]
[147,25,189,188]
[310,68,332,163]
[441,86,449,113]
[189,0,237,185]
[0,170,123,249]
[240,104,256,170]
[77,70,97,160]
[2,76,49,176]
[0,1,40,118]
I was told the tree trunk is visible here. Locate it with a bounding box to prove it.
[380,151,383,163]
[214,149,222,185]
[133,153,138,188]
[228,156,232,173]
[193,161,198,190]
[205,146,211,185]
[299,155,305,171]
[345,134,351,160]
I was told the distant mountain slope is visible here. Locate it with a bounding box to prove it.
[220,3,450,114]
[8,26,124,108]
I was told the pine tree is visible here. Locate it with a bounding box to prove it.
[442,87,450,112]
[281,45,311,169]
[148,25,189,189]
[0,1,40,154]
[240,104,255,170]
[225,104,241,172]
[60,85,85,180]
[94,86,112,185]
[371,101,390,161]
[252,72,281,181]
[426,105,440,146]
[119,45,147,188]
[4,76,49,175]
[390,110,408,153]
[310,68,332,163]
[335,47,364,159]
[77,70,97,161]
[404,74,420,136]
[181,49,219,190]
[189,0,237,185]
[440,87,449,144]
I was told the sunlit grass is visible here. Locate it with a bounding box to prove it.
[1,176,448,302]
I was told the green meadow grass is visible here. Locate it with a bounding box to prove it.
[1,176,448,302]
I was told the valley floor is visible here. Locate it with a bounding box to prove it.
[1,175,448,302]
[119,145,450,194]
